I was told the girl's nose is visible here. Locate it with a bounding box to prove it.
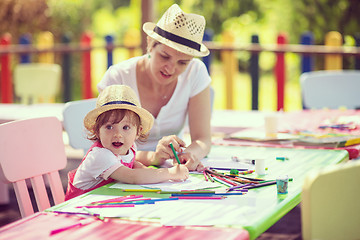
[113,128,123,137]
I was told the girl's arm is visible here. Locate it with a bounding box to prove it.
[109,163,189,185]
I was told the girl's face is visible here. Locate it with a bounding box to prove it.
[148,43,193,85]
[98,113,140,156]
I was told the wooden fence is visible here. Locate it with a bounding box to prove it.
[1,30,360,110]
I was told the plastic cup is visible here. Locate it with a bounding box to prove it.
[255,159,266,175]
[264,114,278,138]
[276,176,289,194]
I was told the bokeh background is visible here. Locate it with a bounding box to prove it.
[1,0,359,111]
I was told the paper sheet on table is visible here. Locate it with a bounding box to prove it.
[201,155,255,170]
[55,194,252,226]
[110,174,218,191]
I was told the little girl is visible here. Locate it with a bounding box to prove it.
[65,85,189,200]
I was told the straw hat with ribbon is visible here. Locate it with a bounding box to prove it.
[143,4,209,57]
[84,85,154,135]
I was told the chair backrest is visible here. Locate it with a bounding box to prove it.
[14,63,62,104]
[301,160,360,240]
[301,70,360,109]
[63,98,97,153]
[0,117,67,218]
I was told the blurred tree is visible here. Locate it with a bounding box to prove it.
[292,0,360,44]
[0,0,49,42]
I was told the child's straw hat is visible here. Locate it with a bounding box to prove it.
[143,4,209,57]
[84,85,154,135]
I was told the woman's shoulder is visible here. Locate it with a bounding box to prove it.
[184,58,208,74]
[110,56,143,72]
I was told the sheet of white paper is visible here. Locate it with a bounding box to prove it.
[53,192,271,226]
[110,174,218,191]
[202,155,255,170]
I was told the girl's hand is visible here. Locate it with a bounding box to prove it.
[178,151,205,172]
[153,135,186,166]
[168,164,189,181]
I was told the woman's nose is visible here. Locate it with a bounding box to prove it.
[165,61,175,74]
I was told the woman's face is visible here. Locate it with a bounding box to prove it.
[148,43,193,85]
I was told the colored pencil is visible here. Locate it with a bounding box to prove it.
[122,188,161,192]
[169,143,181,164]
[79,204,136,208]
[159,190,216,194]
[172,196,224,200]
[171,192,246,197]
[50,218,93,235]
[212,176,233,187]
[242,180,276,189]
[203,170,208,181]
[205,171,215,182]
[214,175,238,186]
[91,195,142,204]
[209,167,248,171]
[227,183,252,192]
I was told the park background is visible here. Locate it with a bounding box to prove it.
[1,0,359,111]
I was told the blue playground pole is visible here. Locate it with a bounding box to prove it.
[250,34,259,110]
[355,33,360,70]
[19,34,31,63]
[105,35,114,69]
[300,32,314,73]
[202,29,213,74]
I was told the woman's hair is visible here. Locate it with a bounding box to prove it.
[146,37,161,53]
[87,109,148,142]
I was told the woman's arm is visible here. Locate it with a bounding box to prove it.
[182,85,212,170]
[135,86,211,170]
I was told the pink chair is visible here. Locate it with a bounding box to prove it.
[0,117,67,218]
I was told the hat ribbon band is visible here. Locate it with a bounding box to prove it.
[102,100,136,107]
[154,26,201,51]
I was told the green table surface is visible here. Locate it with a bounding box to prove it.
[49,145,348,240]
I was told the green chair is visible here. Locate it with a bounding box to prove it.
[14,63,61,104]
[301,159,360,240]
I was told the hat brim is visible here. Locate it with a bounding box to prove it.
[143,22,210,57]
[84,104,154,135]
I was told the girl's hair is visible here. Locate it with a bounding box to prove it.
[87,109,148,142]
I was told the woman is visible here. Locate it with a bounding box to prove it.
[97,4,211,171]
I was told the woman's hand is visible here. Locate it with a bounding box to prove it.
[153,135,186,166]
[152,135,204,171]
[178,151,205,172]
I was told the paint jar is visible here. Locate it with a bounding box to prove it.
[276,175,289,194]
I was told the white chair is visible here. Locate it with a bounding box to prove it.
[0,117,67,218]
[63,98,97,153]
[301,160,360,240]
[301,70,360,109]
[14,63,62,104]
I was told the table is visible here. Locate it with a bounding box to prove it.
[0,212,249,240]
[46,145,348,239]
[0,103,64,124]
[212,109,360,159]
[0,108,352,239]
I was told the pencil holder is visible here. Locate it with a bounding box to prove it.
[276,175,289,194]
